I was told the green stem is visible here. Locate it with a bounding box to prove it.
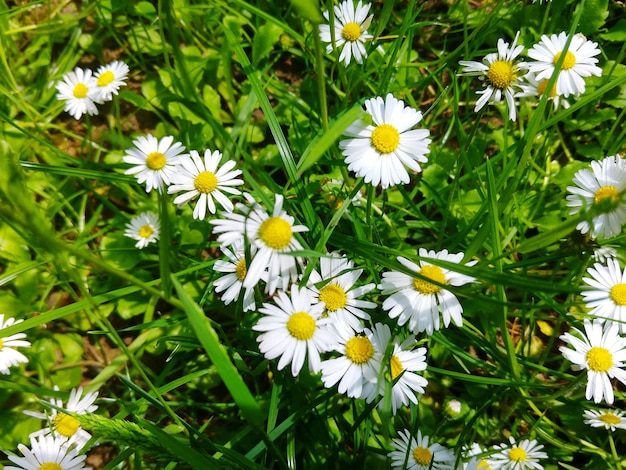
[159,191,172,296]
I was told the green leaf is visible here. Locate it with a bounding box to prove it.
[289,0,323,24]
[575,0,609,35]
[252,23,283,67]
[600,19,626,41]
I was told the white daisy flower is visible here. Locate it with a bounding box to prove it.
[339,93,431,189]
[320,322,390,398]
[25,386,98,450]
[124,212,160,249]
[464,443,493,470]
[307,252,375,335]
[583,408,626,431]
[0,314,30,374]
[123,134,187,193]
[213,240,259,312]
[559,319,626,404]
[582,258,626,333]
[55,67,99,120]
[319,0,373,66]
[527,32,602,97]
[458,32,527,121]
[252,286,335,377]
[490,437,547,470]
[380,248,477,335]
[388,429,456,470]
[168,149,243,220]
[210,194,308,295]
[566,154,626,239]
[6,435,90,470]
[517,72,571,110]
[94,60,129,102]
[363,336,428,414]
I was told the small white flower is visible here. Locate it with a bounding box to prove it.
[253,287,335,377]
[527,32,602,97]
[319,0,373,66]
[124,212,160,249]
[0,314,30,374]
[25,386,98,450]
[320,322,390,398]
[94,60,129,102]
[464,443,493,470]
[339,93,431,189]
[582,258,626,333]
[168,149,243,220]
[388,429,456,470]
[566,154,626,239]
[517,72,571,110]
[55,67,99,120]
[213,240,258,312]
[6,435,91,470]
[380,248,476,335]
[123,134,187,193]
[490,437,547,470]
[459,32,527,121]
[559,319,626,404]
[583,408,626,431]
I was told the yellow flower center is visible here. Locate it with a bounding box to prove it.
[610,284,626,306]
[258,217,293,250]
[370,123,400,154]
[194,171,218,194]
[138,225,153,239]
[146,151,167,170]
[509,446,527,462]
[39,464,63,470]
[390,355,403,380]
[73,82,88,98]
[286,312,316,340]
[235,258,247,281]
[342,22,362,42]
[97,70,115,86]
[478,460,492,470]
[537,79,557,98]
[594,185,620,205]
[412,446,433,466]
[52,413,80,437]
[586,347,613,372]
[319,283,347,312]
[600,413,621,425]
[345,335,374,364]
[487,60,515,89]
[413,265,447,295]
[553,51,576,70]
[0,339,3,348]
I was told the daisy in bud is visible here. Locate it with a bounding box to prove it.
[339,93,431,189]
[320,322,390,398]
[583,408,626,431]
[6,435,90,470]
[213,240,259,313]
[459,32,527,121]
[123,134,187,193]
[380,249,477,335]
[582,258,626,333]
[253,287,334,377]
[566,154,626,240]
[94,60,129,102]
[168,149,243,220]
[490,437,547,470]
[388,429,456,470]
[527,32,602,97]
[559,319,626,404]
[124,212,160,249]
[319,0,373,66]
[55,67,99,119]
[0,314,31,374]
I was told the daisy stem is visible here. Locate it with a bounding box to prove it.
[159,192,172,296]
[312,21,329,132]
[608,433,622,469]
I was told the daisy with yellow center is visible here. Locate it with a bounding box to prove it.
[459,32,527,121]
[560,319,626,404]
[168,149,243,220]
[213,240,259,312]
[55,67,99,120]
[465,443,493,470]
[123,134,187,193]
[582,258,626,334]
[320,323,390,398]
[94,60,129,102]
[319,0,373,66]
[518,72,571,110]
[566,154,626,239]
[388,429,456,470]
[380,248,477,335]
[339,93,431,189]
[583,408,626,431]
[6,435,90,470]
[307,252,375,335]
[527,32,602,97]
[490,437,547,470]
[124,212,160,249]
[0,314,31,375]
[253,287,334,377]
